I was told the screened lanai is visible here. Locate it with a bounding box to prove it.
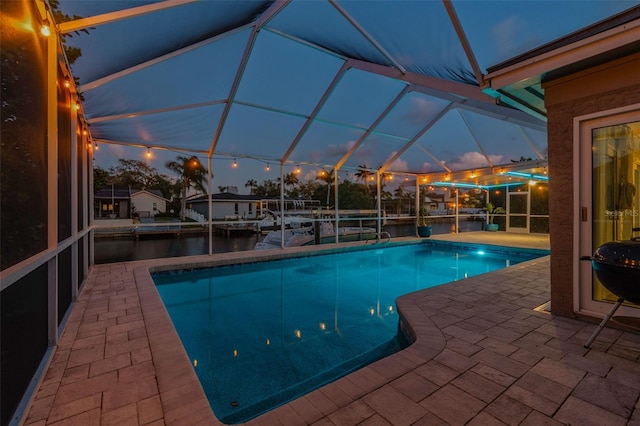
[5,2,640,425]
[54,0,611,188]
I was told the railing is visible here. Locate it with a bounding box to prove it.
[183,208,206,224]
[366,231,391,244]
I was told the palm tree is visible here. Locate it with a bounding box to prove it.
[393,186,405,214]
[316,169,335,206]
[354,165,372,198]
[165,155,208,220]
[245,179,257,195]
[283,172,299,194]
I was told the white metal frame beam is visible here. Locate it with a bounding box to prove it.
[329,0,407,74]
[79,26,251,92]
[379,103,455,174]
[58,0,199,34]
[443,0,484,86]
[280,61,351,165]
[457,109,494,168]
[208,0,291,157]
[334,85,412,171]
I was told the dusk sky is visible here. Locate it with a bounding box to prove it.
[60,0,638,193]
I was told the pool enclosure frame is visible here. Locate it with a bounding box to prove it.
[7,1,640,424]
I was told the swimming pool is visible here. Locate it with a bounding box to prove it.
[152,241,547,424]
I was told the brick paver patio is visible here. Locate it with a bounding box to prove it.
[22,235,640,425]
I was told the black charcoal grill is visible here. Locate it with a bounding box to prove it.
[581,229,640,348]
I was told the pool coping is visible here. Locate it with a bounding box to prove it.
[24,233,640,425]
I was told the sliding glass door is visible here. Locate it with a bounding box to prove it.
[578,107,640,316]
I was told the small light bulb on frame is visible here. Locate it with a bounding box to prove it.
[40,21,51,37]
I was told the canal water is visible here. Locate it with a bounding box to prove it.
[94,221,484,264]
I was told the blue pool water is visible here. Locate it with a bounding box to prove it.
[153,242,547,424]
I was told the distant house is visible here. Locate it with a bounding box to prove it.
[188,193,260,220]
[188,193,320,220]
[131,190,169,218]
[94,187,131,219]
[94,187,168,219]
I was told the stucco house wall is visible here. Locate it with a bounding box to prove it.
[542,52,640,316]
[131,190,168,218]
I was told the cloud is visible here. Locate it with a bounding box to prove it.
[384,152,408,172]
[402,97,440,125]
[421,162,434,173]
[447,152,504,170]
[325,140,356,157]
[302,170,318,182]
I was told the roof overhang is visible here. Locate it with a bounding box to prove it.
[482,6,640,121]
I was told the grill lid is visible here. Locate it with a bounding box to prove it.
[592,241,640,270]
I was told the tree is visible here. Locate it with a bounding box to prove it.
[49,0,90,66]
[254,179,279,198]
[316,169,335,206]
[298,181,321,200]
[153,174,182,201]
[283,173,299,194]
[245,179,257,195]
[335,180,371,210]
[109,159,161,189]
[93,167,112,192]
[393,186,405,214]
[165,156,208,220]
[354,165,373,198]
[354,164,373,188]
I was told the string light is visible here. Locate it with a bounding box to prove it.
[232,158,237,168]
[295,165,301,174]
[40,20,51,37]
[146,147,152,159]
[94,142,99,151]
[63,77,71,89]
[82,128,88,136]
[75,101,81,111]
[265,163,270,172]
